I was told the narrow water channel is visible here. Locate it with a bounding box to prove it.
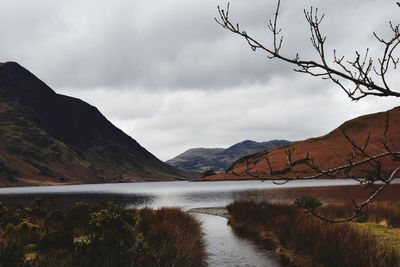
[196,213,279,267]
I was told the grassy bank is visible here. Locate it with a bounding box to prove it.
[0,199,206,267]
[227,201,400,267]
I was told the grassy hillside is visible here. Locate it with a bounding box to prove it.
[209,106,400,181]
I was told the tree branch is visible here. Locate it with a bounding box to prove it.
[216,2,400,100]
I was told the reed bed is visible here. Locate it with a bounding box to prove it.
[319,201,400,227]
[228,201,400,267]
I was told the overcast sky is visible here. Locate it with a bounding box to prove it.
[1,0,399,160]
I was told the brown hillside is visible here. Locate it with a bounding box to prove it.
[207,106,400,181]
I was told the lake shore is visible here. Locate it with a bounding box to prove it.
[189,207,230,218]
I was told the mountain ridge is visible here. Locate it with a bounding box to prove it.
[0,61,189,186]
[166,139,290,172]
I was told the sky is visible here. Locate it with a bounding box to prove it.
[1,0,399,161]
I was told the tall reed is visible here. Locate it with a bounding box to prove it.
[228,201,399,267]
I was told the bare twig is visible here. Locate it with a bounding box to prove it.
[218,1,400,222]
[216,2,400,100]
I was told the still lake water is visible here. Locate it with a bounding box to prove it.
[0,179,398,267]
[0,179,361,208]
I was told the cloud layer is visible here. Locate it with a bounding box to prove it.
[1,0,399,160]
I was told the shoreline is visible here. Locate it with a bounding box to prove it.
[2,176,386,188]
[188,207,230,218]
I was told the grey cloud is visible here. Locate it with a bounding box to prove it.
[1,0,399,160]
[66,76,399,161]
[2,0,396,92]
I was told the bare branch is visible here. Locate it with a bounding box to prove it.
[307,166,400,223]
[217,1,400,222]
[228,107,400,222]
[216,2,400,100]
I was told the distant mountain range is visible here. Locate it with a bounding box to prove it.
[166,140,290,172]
[0,62,189,186]
[206,106,400,181]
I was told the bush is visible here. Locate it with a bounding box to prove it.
[73,203,145,267]
[0,244,26,267]
[295,195,322,211]
[0,200,206,267]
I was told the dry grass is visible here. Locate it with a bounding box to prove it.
[320,201,400,227]
[353,223,400,254]
[139,208,206,267]
[228,201,400,267]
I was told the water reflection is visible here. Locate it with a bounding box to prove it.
[0,179,399,209]
[0,179,359,196]
[197,213,279,267]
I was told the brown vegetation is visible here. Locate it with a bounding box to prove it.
[228,201,400,267]
[139,208,206,267]
[208,106,400,181]
[319,202,400,227]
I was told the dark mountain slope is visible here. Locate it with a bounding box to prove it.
[0,62,188,186]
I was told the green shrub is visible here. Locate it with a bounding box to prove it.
[295,195,322,211]
[0,201,206,267]
[0,244,26,267]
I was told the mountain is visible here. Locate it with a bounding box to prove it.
[0,62,189,186]
[166,140,290,172]
[206,107,400,181]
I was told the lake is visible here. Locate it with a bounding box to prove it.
[0,179,399,266]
